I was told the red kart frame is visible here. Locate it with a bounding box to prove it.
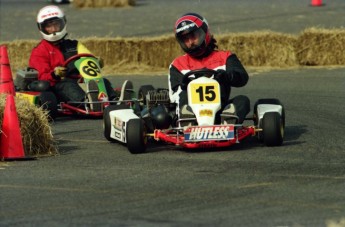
[153,126,256,149]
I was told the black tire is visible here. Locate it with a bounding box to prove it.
[126,118,147,154]
[38,91,58,119]
[103,104,129,142]
[262,112,284,146]
[254,98,285,142]
[138,85,155,107]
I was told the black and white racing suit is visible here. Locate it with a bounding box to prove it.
[168,50,250,123]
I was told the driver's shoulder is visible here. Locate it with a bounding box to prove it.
[61,39,79,46]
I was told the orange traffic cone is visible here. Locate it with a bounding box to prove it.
[0,45,16,96]
[311,0,323,6]
[0,94,35,161]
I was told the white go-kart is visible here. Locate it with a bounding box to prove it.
[103,69,285,154]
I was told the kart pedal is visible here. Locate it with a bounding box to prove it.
[87,80,101,112]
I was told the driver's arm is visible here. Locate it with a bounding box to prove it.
[168,64,185,103]
[226,54,249,87]
[29,45,64,85]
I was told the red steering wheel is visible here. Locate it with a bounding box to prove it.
[62,53,96,67]
[62,53,97,80]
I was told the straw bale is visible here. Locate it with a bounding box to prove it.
[3,29,345,76]
[296,28,345,66]
[217,31,298,67]
[73,0,135,8]
[0,94,58,157]
[81,36,181,74]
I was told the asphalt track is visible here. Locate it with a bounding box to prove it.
[1,0,345,226]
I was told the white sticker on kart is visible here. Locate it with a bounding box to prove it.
[184,125,234,141]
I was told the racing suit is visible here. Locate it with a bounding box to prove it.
[29,39,116,102]
[168,50,250,123]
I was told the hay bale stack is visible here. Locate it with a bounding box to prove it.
[3,29,345,75]
[2,40,37,78]
[296,28,345,66]
[73,0,136,8]
[217,32,298,67]
[0,94,58,157]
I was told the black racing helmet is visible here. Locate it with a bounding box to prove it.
[174,13,212,58]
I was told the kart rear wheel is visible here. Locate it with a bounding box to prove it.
[138,85,155,108]
[38,91,58,120]
[103,104,129,142]
[262,112,284,146]
[126,118,147,154]
[254,98,285,142]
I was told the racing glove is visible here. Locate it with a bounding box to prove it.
[53,66,67,78]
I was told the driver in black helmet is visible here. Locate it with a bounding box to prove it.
[168,13,250,125]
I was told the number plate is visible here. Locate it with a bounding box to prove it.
[75,57,101,79]
[189,83,220,104]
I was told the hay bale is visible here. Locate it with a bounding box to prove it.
[3,29,345,74]
[217,31,298,67]
[0,94,58,157]
[73,0,136,8]
[296,28,345,66]
[81,35,180,74]
[1,40,37,79]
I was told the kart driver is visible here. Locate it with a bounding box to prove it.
[29,5,131,103]
[168,13,250,125]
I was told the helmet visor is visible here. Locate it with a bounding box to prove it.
[40,18,66,35]
[177,27,206,52]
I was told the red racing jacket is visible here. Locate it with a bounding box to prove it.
[168,50,249,105]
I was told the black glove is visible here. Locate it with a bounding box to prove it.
[214,69,227,83]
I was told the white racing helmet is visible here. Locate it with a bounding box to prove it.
[37,5,67,42]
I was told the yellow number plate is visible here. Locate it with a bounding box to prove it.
[79,58,101,79]
[190,83,220,104]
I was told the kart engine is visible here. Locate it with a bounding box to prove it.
[143,89,174,130]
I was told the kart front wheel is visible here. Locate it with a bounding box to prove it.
[254,98,285,142]
[262,112,284,146]
[126,118,147,154]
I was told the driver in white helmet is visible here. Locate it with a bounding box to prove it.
[168,13,250,125]
[29,5,131,103]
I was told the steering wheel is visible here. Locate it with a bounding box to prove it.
[182,68,217,85]
[62,53,96,67]
[61,53,97,79]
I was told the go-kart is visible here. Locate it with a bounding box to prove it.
[103,69,285,154]
[15,53,127,119]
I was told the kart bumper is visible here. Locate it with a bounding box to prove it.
[153,126,256,149]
